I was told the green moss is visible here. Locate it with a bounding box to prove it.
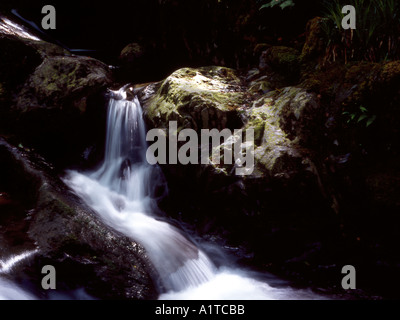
[301,17,327,61]
[266,46,300,76]
[244,93,295,173]
[120,43,144,63]
[33,58,82,97]
[345,62,380,83]
[145,66,245,130]
[340,61,400,110]
[37,186,76,218]
[380,61,400,84]
[301,63,347,96]
[251,121,266,145]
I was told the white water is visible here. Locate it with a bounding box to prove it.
[0,250,38,275]
[0,250,38,300]
[0,278,36,300]
[0,15,40,41]
[65,88,324,299]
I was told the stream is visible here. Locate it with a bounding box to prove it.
[61,87,324,300]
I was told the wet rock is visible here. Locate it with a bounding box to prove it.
[0,138,157,299]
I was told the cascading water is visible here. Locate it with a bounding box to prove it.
[66,88,215,293]
[0,250,38,274]
[0,250,38,300]
[65,87,324,299]
[0,278,36,300]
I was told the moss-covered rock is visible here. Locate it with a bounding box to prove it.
[119,43,145,64]
[261,46,300,79]
[15,55,111,112]
[139,66,322,183]
[141,66,246,131]
[8,55,112,167]
[139,65,324,211]
[0,32,112,167]
[241,87,320,179]
[301,17,328,61]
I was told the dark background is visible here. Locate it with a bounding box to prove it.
[0,0,323,81]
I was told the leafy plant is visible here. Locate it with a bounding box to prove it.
[259,0,295,10]
[322,0,400,63]
[343,105,376,127]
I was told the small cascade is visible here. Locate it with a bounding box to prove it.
[66,88,216,292]
[65,87,324,299]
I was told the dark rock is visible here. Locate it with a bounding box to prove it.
[260,46,300,80]
[0,35,43,88]
[301,17,327,62]
[0,138,157,299]
[119,43,145,64]
[2,41,112,168]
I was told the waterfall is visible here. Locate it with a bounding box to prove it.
[65,87,324,299]
[66,88,215,293]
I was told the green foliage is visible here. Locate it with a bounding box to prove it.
[259,0,295,10]
[322,0,400,63]
[343,105,376,127]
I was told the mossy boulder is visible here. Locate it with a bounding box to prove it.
[260,46,300,79]
[301,17,327,61]
[336,60,400,129]
[0,33,69,88]
[0,138,157,299]
[15,56,111,112]
[140,66,246,131]
[245,92,304,178]
[273,87,321,146]
[139,67,322,185]
[0,32,112,167]
[9,55,112,167]
[210,87,320,179]
[119,43,145,64]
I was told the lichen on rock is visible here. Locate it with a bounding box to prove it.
[15,55,112,112]
[244,87,318,178]
[142,66,246,131]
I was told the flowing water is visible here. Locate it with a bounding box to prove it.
[0,250,38,274]
[64,87,324,300]
[0,250,38,300]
